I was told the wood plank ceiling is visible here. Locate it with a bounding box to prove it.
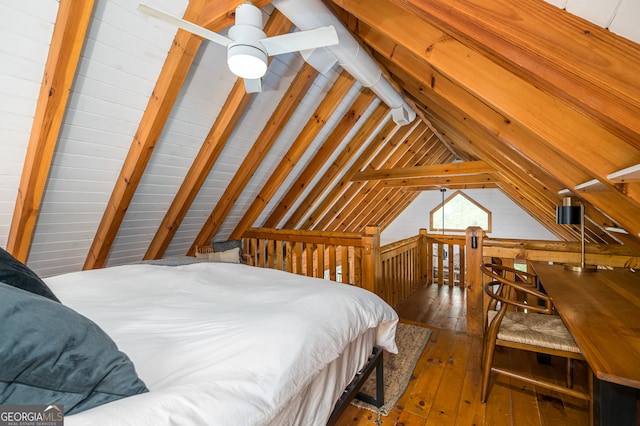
[6,0,640,275]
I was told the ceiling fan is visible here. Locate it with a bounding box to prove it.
[138,2,339,93]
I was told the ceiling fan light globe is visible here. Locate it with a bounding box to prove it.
[228,44,268,79]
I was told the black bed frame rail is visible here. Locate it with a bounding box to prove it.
[327,347,384,425]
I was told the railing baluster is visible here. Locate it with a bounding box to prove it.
[285,241,292,273]
[317,243,325,278]
[328,245,336,281]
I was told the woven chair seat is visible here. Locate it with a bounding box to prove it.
[488,310,581,353]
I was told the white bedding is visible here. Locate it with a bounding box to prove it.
[45,262,398,425]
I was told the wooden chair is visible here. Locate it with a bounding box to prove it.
[479,263,590,404]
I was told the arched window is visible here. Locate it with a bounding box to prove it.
[430,190,491,232]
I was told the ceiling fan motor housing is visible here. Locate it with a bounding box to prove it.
[227,2,269,79]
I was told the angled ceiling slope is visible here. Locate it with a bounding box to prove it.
[5,0,640,278]
[330,0,640,249]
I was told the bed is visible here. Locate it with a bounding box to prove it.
[1,249,397,426]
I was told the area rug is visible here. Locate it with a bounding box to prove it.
[351,322,432,415]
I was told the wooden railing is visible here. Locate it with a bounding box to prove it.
[379,233,427,307]
[242,227,431,308]
[464,226,640,337]
[242,227,380,295]
[241,226,640,338]
[425,233,466,288]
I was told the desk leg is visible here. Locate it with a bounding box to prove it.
[592,375,638,426]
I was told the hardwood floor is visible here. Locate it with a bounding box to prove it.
[335,283,590,425]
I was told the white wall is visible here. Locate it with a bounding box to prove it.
[381,188,558,245]
[0,0,58,249]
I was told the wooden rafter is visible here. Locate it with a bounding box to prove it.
[310,120,420,231]
[377,143,456,229]
[84,0,209,269]
[340,0,640,248]
[7,0,94,262]
[351,160,495,182]
[339,145,438,232]
[281,103,390,230]
[296,118,400,230]
[262,88,377,228]
[143,76,252,260]
[197,0,273,29]
[379,192,420,230]
[326,124,431,231]
[398,0,640,146]
[409,74,629,246]
[140,9,292,260]
[400,184,499,192]
[229,71,356,240]
[353,140,455,232]
[383,174,497,187]
[342,0,640,185]
[188,62,319,254]
[407,80,600,243]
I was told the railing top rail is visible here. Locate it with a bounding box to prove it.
[380,235,421,253]
[483,238,639,256]
[243,227,365,246]
[425,234,467,245]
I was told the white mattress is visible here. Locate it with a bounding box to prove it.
[45,262,398,425]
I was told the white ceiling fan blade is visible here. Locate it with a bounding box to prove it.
[260,26,339,56]
[138,4,232,47]
[244,78,262,93]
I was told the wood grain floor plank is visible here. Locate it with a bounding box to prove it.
[334,283,589,426]
[454,336,486,426]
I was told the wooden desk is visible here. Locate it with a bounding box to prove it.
[531,262,640,425]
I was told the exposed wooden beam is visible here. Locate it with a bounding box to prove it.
[144,77,251,260]
[351,160,494,182]
[408,98,466,160]
[376,139,456,229]
[356,140,454,231]
[262,88,376,228]
[383,173,497,187]
[397,0,640,147]
[347,2,640,248]
[390,58,578,241]
[379,191,419,231]
[408,74,629,246]
[427,102,621,244]
[356,190,409,233]
[140,10,292,260]
[309,120,418,231]
[400,184,499,191]
[281,103,390,230]
[326,124,432,231]
[188,63,318,254]
[353,142,454,232]
[298,118,400,230]
[342,0,640,186]
[229,71,356,240]
[402,72,568,197]
[340,144,437,232]
[7,0,94,262]
[407,84,599,243]
[84,0,209,269]
[310,120,425,231]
